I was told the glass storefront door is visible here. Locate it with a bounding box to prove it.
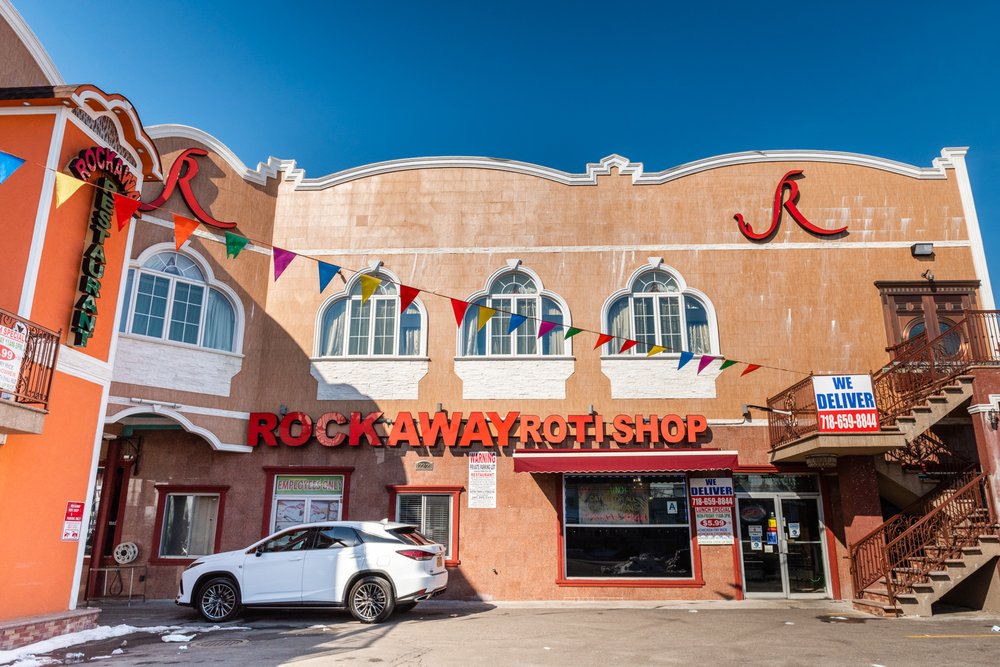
[735,476,829,598]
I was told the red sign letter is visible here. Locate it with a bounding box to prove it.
[139,148,237,229]
[735,171,847,240]
[247,412,279,446]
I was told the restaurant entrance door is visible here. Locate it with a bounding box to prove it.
[735,475,830,599]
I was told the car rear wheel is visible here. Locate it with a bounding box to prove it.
[197,577,241,622]
[348,576,395,623]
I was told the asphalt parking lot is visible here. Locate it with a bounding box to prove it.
[7,599,1000,666]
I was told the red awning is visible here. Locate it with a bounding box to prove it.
[512,449,738,474]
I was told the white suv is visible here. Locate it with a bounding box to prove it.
[176,521,448,624]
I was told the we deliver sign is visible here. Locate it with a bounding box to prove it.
[812,374,880,433]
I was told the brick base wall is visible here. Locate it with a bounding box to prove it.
[0,608,101,650]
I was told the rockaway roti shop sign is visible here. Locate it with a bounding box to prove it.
[248,411,709,448]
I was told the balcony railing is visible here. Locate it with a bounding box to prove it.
[766,310,1000,450]
[0,307,60,411]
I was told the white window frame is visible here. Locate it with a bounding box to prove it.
[121,243,244,354]
[395,493,454,558]
[315,266,427,358]
[601,259,719,356]
[457,263,573,358]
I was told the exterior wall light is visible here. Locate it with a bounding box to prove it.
[988,407,999,430]
[911,243,934,257]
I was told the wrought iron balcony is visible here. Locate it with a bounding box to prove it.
[0,307,60,433]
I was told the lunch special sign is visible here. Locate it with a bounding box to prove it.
[689,476,735,545]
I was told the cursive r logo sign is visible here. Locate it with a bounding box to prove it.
[734,170,846,241]
[139,148,236,229]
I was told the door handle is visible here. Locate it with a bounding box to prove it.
[290,557,303,561]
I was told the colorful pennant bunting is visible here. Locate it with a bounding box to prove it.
[112,193,142,231]
[719,359,739,371]
[451,299,469,325]
[399,285,420,312]
[697,355,717,374]
[647,345,666,357]
[508,313,528,334]
[0,151,25,184]
[318,261,341,292]
[594,333,614,350]
[741,363,761,377]
[173,214,200,251]
[678,351,694,370]
[272,247,297,281]
[565,327,582,339]
[360,274,382,303]
[54,172,85,207]
[619,339,638,354]
[225,232,250,258]
[477,306,496,331]
[537,321,559,338]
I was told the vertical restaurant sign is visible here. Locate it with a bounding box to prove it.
[812,374,880,433]
[61,500,85,541]
[689,476,735,545]
[0,321,27,395]
[468,451,497,508]
[67,147,140,347]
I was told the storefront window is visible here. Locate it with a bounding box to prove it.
[158,493,219,558]
[397,494,452,557]
[734,474,818,494]
[271,475,344,532]
[564,475,693,579]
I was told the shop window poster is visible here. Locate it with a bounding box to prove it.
[577,483,650,524]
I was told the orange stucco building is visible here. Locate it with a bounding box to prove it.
[2,1,1000,649]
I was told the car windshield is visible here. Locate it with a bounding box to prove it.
[389,526,435,546]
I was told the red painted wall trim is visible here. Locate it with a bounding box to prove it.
[554,472,705,588]
[819,475,843,600]
[729,505,745,600]
[386,484,464,567]
[149,484,229,566]
[260,466,355,539]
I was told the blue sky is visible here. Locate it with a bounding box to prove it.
[18,1,1000,293]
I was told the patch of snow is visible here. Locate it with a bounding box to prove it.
[0,625,173,666]
[111,649,124,656]
[160,634,195,643]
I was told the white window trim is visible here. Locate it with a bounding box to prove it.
[314,266,428,358]
[126,243,245,355]
[456,263,573,358]
[600,259,720,356]
[395,493,454,558]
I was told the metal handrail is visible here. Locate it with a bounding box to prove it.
[0,307,61,410]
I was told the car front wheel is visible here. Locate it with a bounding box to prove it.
[348,576,395,623]
[197,576,241,622]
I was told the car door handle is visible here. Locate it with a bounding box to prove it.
[289,557,303,561]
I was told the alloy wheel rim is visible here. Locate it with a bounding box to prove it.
[202,583,236,620]
[354,582,387,620]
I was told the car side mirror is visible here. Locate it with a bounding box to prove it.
[255,546,264,557]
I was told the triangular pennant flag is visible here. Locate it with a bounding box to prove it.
[451,299,469,325]
[678,351,695,370]
[225,232,250,258]
[399,285,420,312]
[565,327,582,339]
[740,363,762,377]
[719,359,739,371]
[360,274,382,303]
[477,306,496,331]
[537,321,559,338]
[646,345,666,357]
[272,247,297,281]
[0,151,25,184]
[508,313,528,334]
[173,214,200,251]
[619,339,638,354]
[697,355,717,374]
[54,172,85,207]
[318,261,341,292]
[594,333,614,350]
[112,193,142,231]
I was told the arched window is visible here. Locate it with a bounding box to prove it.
[119,251,237,352]
[319,272,423,356]
[605,267,714,355]
[461,269,568,356]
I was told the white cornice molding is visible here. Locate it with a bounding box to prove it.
[0,0,63,85]
[143,123,965,191]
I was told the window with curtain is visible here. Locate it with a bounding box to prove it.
[461,271,566,356]
[605,268,712,355]
[318,272,423,357]
[158,493,220,558]
[397,493,452,558]
[119,251,237,352]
